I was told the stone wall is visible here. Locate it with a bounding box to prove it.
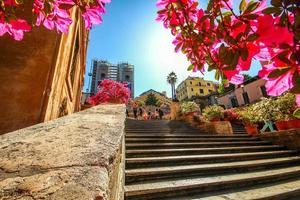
[0,104,126,200]
[259,129,300,151]
[205,121,233,135]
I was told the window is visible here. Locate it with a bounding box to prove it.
[207,83,211,86]
[70,34,80,86]
[190,81,192,85]
[230,97,239,108]
[101,73,106,79]
[198,82,202,86]
[200,89,204,94]
[242,92,250,105]
[209,89,212,93]
[125,75,130,81]
[260,86,268,97]
[191,88,194,91]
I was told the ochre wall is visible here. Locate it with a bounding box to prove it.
[0,27,60,133]
[0,8,87,134]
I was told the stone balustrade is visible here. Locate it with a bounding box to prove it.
[259,129,300,151]
[0,104,126,200]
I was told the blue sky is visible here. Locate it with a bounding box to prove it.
[84,0,262,98]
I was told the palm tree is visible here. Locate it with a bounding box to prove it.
[167,72,177,100]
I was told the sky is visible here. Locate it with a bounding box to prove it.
[83,0,262,98]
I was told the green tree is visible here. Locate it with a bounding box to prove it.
[145,93,158,106]
[243,74,253,81]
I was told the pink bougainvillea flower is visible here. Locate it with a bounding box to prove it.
[82,5,105,29]
[259,62,296,96]
[88,79,130,105]
[0,19,31,40]
[34,0,73,33]
[256,15,293,47]
[4,0,17,6]
[265,69,295,96]
[296,94,300,107]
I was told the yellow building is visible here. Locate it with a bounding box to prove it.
[176,77,218,101]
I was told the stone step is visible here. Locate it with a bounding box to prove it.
[126,130,206,133]
[125,157,300,184]
[125,137,259,143]
[126,141,271,150]
[126,150,298,168]
[125,165,300,200]
[126,145,284,158]
[182,178,300,200]
[125,134,252,138]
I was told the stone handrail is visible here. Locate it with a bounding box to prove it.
[0,104,126,200]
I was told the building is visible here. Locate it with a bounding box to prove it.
[176,77,218,101]
[135,89,172,106]
[90,60,134,97]
[0,7,88,134]
[217,76,267,108]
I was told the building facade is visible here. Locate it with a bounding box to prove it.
[90,60,134,97]
[176,77,218,101]
[0,7,88,134]
[217,77,267,108]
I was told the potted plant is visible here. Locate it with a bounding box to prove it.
[273,93,298,130]
[223,109,238,122]
[180,102,199,117]
[203,105,224,122]
[87,79,130,105]
[237,106,260,135]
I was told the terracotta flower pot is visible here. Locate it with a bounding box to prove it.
[275,121,289,131]
[210,118,220,122]
[287,119,300,129]
[223,117,230,121]
[245,125,259,135]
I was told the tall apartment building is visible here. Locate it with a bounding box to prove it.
[176,77,218,101]
[90,60,134,97]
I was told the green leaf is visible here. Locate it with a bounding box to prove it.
[240,48,249,61]
[275,50,292,65]
[246,33,260,41]
[244,1,260,14]
[242,14,259,20]
[215,71,220,81]
[293,108,300,119]
[207,0,213,11]
[262,7,282,15]
[290,72,300,93]
[268,67,291,78]
[219,44,226,58]
[271,0,282,7]
[239,0,246,13]
[187,64,194,71]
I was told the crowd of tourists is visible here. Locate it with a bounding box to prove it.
[126,106,164,120]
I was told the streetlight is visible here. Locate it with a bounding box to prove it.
[240,84,245,92]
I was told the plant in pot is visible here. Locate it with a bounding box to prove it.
[180,102,199,117]
[203,105,224,122]
[273,93,298,130]
[237,106,260,135]
[223,109,238,122]
[88,79,130,105]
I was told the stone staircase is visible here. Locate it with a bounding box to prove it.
[124,119,300,200]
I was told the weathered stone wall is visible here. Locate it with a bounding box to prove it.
[205,121,233,135]
[0,104,126,200]
[259,129,300,150]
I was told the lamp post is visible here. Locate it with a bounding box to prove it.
[88,72,92,93]
[241,84,245,92]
